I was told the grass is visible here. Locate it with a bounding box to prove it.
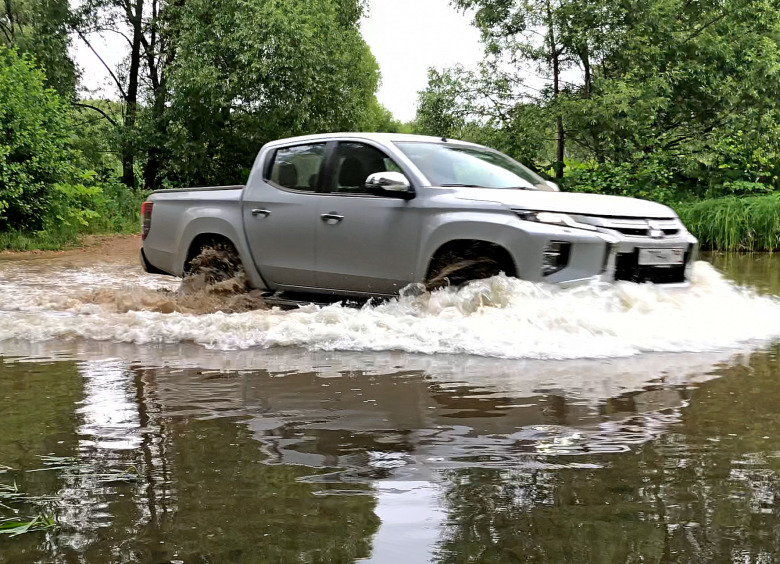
[0,186,148,252]
[0,227,84,251]
[674,194,780,252]
[0,456,140,537]
[0,514,56,537]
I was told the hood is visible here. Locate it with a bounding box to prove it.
[454,188,677,219]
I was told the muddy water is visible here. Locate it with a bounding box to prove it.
[0,252,779,563]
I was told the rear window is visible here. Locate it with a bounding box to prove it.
[267,143,326,192]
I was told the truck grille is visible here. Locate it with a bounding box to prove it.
[614,250,689,284]
[572,215,681,238]
[610,226,680,237]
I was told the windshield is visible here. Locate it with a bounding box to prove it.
[394,142,552,190]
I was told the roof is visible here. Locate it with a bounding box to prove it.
[261,132,483,149]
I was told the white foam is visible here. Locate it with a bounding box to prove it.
[0,261,778,359]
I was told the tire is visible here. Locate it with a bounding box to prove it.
[183,243,246,293]
[425,243,510,290]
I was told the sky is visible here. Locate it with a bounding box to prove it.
[71,0,484,123]
[360,0,483,122]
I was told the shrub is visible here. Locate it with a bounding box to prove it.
[0,47,81,231]
[675,194,780,252]
[560,160,678,205]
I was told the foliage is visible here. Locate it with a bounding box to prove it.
[158,0,380,186]
[0,0,76,97]
[560,160,678,204]
[418,0,780,198]
[0,514,56,536]
[70,100,123,180]
[0,47,80,231]
[357,97,402,133]
[675,194,780,252]
[0,48,144,248]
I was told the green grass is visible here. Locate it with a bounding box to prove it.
[674,194,780,252]
[0,514,56,537]
[0,187,147,252]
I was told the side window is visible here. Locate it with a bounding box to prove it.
[329,142,402,194]
[266,143,326,192]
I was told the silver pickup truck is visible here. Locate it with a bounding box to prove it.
[140,132,698,297]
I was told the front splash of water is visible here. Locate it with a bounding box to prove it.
[0,261,778,359]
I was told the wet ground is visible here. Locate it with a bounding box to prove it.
[0,244,779,563]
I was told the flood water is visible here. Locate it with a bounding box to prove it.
[1,249,779,563]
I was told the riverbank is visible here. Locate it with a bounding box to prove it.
[0,233,141,262]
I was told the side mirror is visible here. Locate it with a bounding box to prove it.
[365,172,414,199]
[545,180,560,192]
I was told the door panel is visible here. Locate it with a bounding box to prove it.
[315,196,421,294]
[315,142,420,294]
[242,143,326,288]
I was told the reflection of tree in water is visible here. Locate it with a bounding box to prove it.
[152,417,379,563]
[0,361,379,563]
[93,368,381,563]
[437,346,780,563]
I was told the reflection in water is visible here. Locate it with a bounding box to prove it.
[707,252,780,296]
[78,360,142,450]
[0,341,778,562]
[437,349,780,563]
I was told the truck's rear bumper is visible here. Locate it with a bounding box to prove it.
[140,248,172,276]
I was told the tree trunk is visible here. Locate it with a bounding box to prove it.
[143,89,167,190]
[547,0,564,179]
[121,0,143,189]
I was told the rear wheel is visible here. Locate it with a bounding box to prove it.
[183,239,247,293]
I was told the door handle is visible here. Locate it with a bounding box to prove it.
[251,208,271,217]
[320,213,344,223]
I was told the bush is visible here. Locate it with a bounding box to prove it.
[559,160,678,205]
[674,194,780,252]
[0,47,80,231]
[0,47,143,250]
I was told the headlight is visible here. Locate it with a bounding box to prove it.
[514,210,598,231]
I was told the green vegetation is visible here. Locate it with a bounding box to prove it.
[0,482,57,536]
[675,194,780,252]
[2,0,779,250]
[0,514,56,537]
[0,0,398,250]
[0,48,146,250]
[414,0,780,250]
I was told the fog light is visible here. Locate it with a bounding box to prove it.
[543,241,570,276]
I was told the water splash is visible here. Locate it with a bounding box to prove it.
[0,261,778,359]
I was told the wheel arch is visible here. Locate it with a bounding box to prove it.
[183,233,240,274]
[425,239,517,286]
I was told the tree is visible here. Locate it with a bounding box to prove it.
[0,48,84,230]
[0,0,77,97]
[74,0,170,188]
[418,0,780,197]
[449,0,607,178]
[74,0,380,189]
[158,0,379,186]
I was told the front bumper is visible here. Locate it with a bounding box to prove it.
[508,217,699,285]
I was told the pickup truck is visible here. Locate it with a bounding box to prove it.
[140,132,698,298]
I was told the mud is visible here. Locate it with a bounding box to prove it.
[0,234,143,263]
[76,242,269,315]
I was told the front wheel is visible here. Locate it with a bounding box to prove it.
[425,243,513,290]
